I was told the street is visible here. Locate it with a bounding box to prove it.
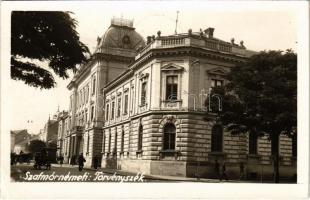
[11,163,161,182]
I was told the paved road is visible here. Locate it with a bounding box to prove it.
[11,163,160,182]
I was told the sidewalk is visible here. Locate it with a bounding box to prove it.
[52,163,246,183]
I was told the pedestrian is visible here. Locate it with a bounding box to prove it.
[70,155,75,166]
[78,153,86,171]
[239,162,245,180]
[93,157,99,170]
[214,160,220,180]
[220,162,228,181]
[58,155,64,167]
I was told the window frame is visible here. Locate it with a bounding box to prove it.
[249,132,258,155]
[137,124,143,151]
[165,75,178,101]
[163,123,176,151]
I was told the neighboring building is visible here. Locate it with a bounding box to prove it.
[62,18,296,180]
[42,115,59,145]
[11,129,31,154]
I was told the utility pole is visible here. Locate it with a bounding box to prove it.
[175,11,179,34]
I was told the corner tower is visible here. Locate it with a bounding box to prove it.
[66,17,145,167]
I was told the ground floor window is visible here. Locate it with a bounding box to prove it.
[211,124,223,152]
[163,123,176,150]
[138,125,143,151]
[249,131,258,154]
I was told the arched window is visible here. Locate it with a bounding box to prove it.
[138,125,143,150]
[249,132,258,154]
[211,124,223,152]
[163,123,176,150]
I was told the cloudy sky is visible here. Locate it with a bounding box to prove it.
[4,1,301,134]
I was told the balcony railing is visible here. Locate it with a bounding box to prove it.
[135,35,236,60]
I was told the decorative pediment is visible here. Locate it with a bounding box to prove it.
[139,72,149,80]
[161,63,184,71]
[207,67,228,76]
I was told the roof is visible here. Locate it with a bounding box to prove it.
[94,18,146,54]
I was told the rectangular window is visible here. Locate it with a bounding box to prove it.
[249,132,258,154]
[106,104,109,121]
[85,110,88,123]
[108,131,111,153]
[131,86,134,112]
[166,75,178,100]
[141,82,147,106]
[87,133,90,153]
[124,94,129,115]
[92,76,96,95]
[117,98,121,118]
[91,106,94,120]
[86,85,89,103]
[111,101,115,120]
[211,79,223,87]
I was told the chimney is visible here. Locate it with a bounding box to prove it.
[205,27,215,38]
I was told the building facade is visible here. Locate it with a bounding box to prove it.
[62,18,297,180]
[56,111,69,157]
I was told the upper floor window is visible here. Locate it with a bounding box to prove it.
[117,98,121,118]
[211,79,223,88]
[106,104,110,121]
[163,123,176,150]
[86,85,89,103]
[166,75,178,100]
[124,94,129,115]
[141,82,147,106]
[85,110,88,123]
[91,106,95,121]
[211,124,223,152]
[92,76,96,95]
[249,132,258,154]
[111,101,115,120]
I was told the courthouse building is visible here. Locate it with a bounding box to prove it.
[61,17,297,180]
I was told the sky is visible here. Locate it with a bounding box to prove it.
[5,1,299,134]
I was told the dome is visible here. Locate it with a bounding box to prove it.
[95,18,146,55]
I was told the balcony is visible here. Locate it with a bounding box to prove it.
[71,126,85,136]
[135,33,239,60]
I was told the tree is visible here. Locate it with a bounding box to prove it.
[211,50,297,183]
[27,139,46,154]
[11,11,90,89]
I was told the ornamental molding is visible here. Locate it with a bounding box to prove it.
[161,63,184,71]
[207,67,228,76]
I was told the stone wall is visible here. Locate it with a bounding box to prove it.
[99,112,296,179]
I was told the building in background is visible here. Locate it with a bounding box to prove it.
[56,111,69,157]
[10,129,32,154]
